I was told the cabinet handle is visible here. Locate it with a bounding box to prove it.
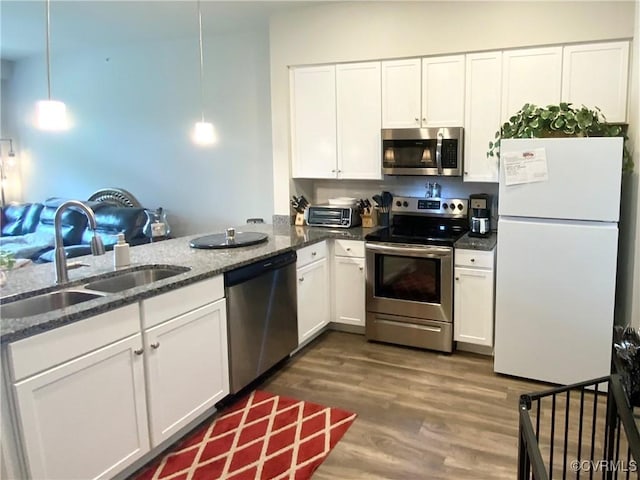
[312,251,317,256]
[422,117,427,123]
[134,348,144,355]
[414,117,419,123]
[470,258,475,262]
[331,169,336,173]
[359,266,364,271]
[455,277,460,281]
[150,342,160,349]
[299,277,304,282]
[346,247,351,251]
[464,171,469,175]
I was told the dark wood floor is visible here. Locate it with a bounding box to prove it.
[260,331,549,479]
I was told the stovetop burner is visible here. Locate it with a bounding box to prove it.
[364,196,469,246]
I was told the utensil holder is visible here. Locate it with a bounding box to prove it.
[377,209,390,227]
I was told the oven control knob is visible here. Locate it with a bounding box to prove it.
[449,203,456,210]
[443,203,448,209]
[396,201,402,207]
[403,201,408,207]
[457,203,464,210]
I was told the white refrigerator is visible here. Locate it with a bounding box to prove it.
[493,137,623,385]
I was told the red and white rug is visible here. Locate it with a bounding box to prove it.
[133,390,357,480]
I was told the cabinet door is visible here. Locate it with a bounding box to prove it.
[464,51,502,183]
[333,256,365,327]
[145,298,229,446]
[562,41,630,122]
[336,62,382,179]
[13,334,149,480]
[290,65,337,178]
[501,47,562,121]
[421,55,465,127]
[381,58,421,128]
[297,258,330,344]
[454,267,494,347]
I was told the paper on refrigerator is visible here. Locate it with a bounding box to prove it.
[502,147,549,186]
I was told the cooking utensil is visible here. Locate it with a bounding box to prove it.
[382,191,392,208]
[372,194,383,207]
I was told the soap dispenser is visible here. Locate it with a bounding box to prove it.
[114,233,130,268]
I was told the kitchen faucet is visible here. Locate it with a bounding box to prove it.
[54,200,105,284]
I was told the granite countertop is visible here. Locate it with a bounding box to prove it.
[454,232,498,251]
[0,224,378,344]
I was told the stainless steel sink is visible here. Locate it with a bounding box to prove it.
[83,266,190,293]
[1,290,106,318]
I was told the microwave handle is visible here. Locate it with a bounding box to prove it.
[435,131,443,175]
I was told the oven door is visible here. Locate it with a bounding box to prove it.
[365,242,453,323]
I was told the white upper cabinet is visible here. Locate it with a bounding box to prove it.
[381,58,422,128]
[421,55,465,127]
[464,51,502,183]
[501,46,562,121]
[562,41,630,122]
[336,62,382,179]
[290,65,337,178]
[382,56,465,128]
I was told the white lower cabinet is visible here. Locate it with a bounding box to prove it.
[332,240,365,327]
[454,248,496,347]
[5,276,229,480]
[296,242,330,344]
[143,297,228,446]
[8,306,149,480]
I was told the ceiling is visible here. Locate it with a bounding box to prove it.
[0,1,321,61]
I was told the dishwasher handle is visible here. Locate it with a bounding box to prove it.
[224,250,297,287]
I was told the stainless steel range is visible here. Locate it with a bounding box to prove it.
[364,196,468,352]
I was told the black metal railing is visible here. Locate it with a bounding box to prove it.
[518,375,640,480]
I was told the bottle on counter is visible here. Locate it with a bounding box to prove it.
[114,233,130,268]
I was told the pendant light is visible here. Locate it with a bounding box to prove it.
[192,0,216,146]
[36,0,68,131]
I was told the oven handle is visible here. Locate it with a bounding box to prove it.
[365,242,452,258]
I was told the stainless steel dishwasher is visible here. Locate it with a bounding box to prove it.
[224,250,298,394]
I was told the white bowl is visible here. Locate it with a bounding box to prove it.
[328,197,357,206]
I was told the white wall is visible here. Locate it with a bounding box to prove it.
[625,2,640,328]
[4,27,273,236]
[270,0,636,214]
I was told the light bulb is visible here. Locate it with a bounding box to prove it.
[36,100,68,131]
[192,121,217,146]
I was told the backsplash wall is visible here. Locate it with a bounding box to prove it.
[308,177,500,228]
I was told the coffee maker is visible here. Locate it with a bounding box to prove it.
[469,193,491,237]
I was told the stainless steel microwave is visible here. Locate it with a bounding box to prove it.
[382,127,464,176]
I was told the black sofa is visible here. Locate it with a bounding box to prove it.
[0,198,149,263]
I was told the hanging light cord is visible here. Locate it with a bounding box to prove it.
[45,0,52,100]
[197,0,205,123]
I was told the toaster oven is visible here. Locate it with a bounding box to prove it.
[305,206,361,228]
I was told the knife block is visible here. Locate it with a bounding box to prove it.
[294,212,306,226]
[360,213,376,228]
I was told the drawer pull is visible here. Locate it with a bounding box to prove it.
[312,251,317,256]
[299,277,304,282]
[359,266,364,271]
[346,247,351,251]
[150,342,160,349]
[134,348,144,356]
[470,258,475,262]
